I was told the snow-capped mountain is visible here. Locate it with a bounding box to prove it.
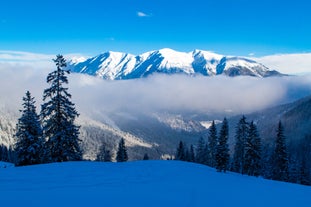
[68,48,282,80]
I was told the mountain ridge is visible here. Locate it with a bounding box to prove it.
[68,48,283,80]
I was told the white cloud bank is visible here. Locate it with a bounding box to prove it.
[254,53,311,75]
[0,50,53,62]
[0,50,86,66]
[69,74,311,116]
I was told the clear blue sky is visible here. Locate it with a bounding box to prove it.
[0,0,310,56]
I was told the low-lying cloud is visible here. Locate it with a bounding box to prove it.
[69,74,311,116]
[1,61,311,119]
[254,53,311,75]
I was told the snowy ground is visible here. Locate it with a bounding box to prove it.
[0,161,310,207]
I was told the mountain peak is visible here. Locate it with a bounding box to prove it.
[68,48,283,80]
[158,48,178,54]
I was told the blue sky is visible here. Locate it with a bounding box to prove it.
[0,0,310,56]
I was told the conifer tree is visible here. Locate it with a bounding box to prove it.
[41,55,82,162]
[96,144,112,162]
[0,145,4,161]
[232,116,248,173]
[15,91,43,166]
[143,153,149,160]
[244,121,261,176]
[188,144,195,162]
[297,135,311,185]
[208,120,218,167]
[299,157,311,185]
[0,145,9,162]
[261,144,273,179]
[271,121,289,181]
[176,141,186,161]
[216,118,229,172]
[196,137,207,164]
[116,138,128,162]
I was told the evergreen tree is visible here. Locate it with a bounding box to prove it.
[298,135,311,185]
[261,144,273,179]
[232,116,248,173]
[216,118,230,172]
[185,146,190,161]
[196,137,207,164]
[299,156,311,185]
[287,154,299,183]
[116,138,128,162]
[96,144,112,162]
[208,120,218,167]
[15,91,43,166]
[188,144,195,162]
[175,141,186,161]
[271,121,289,181]
[143,153,149,160]
[0,145,9,162]
[7,146,16,163]
[41,55,82,162]
[244,121,262,176]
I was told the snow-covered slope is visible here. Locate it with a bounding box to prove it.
[216,56,282,77]
[0,108,19,148]
[77,116,158,160]
[68,48,282,80]
[0,111,161,161]
[152,112,205,132]
[69,51,137,80]
[0,161,309,207]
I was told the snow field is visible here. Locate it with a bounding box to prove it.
[0,161,310,207]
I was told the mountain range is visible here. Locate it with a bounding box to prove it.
[68,48,282,80]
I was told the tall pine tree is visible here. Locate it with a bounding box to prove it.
[15,91,43,166]
[116,138,128,162]
[232,116,248,173]
[208,120,218,167]
[298,135,311,185]
[143,153,149,160]
[176,141,186,161]
[187,144,195,162]
[271,121,289,181]
[196,137,208,165]
[216,118,230,172]
[41,55,82,163]
[244,121,262,176]
[0,145,9,162]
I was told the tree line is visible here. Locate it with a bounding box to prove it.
[175,116,311,186]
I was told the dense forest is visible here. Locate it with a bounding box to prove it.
[175,117,311,186]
